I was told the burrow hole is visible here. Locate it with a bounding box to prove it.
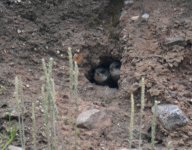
[86,56,121,88]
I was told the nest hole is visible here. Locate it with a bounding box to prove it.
[86,56,121,88]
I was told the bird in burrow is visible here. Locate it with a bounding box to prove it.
[94,67,110,85]
[109,61,121,82]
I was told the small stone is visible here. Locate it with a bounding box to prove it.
[17,29,22,34]
[8,145,23,150]
[124,0,134,5]
[131,15,139,21]
[164,37,185,47]
[153,104,189,130]
[141,13,149,20]
[39,105,44,113]
[76,109,111,129]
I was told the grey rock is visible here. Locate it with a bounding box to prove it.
[8,145,23,150]
[153,104,189,130]
[124,0,134,5]
[141,13,149,20]
[164,37,185,47]
[76,109,110,129]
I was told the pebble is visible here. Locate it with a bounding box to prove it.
[17,29,22,34]
[124,0,134,5]
[153,104,189,130]
[26,84,30,88]
[141,13,149,20]
[164,36,185,46]
[8,145,23,150]
[131,16,139,21]
[76,109,111,129]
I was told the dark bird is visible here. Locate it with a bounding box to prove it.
[94,67,110,85]
[109,61,121,82]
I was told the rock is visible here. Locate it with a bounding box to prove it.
[131,16,139,21]
[8,145,23,150]
[153,104,189,130]
[17,29,22,34]
[141,13,149,21]
[163,37,185,47]
[124,0,134,5]
[76,109,111,129]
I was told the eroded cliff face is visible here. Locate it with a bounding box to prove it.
[0,0,191,149]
